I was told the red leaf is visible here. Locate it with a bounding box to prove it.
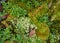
[29,29,35,37]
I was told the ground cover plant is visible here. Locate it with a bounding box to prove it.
[0,0,60,43]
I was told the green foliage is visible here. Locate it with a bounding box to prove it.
[2,2,27,17]
[10,5,27,17]
[0,0,60,43]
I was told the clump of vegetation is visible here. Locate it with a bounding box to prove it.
[0,0,60,43]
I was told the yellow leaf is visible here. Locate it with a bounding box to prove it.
[35,23,50,40]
